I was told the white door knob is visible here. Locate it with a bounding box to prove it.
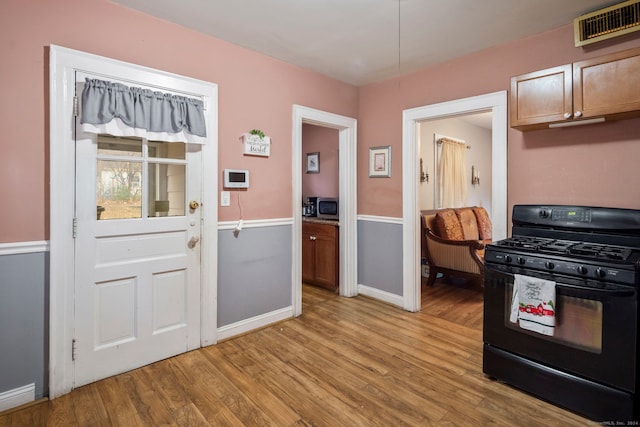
[188,236,200,248]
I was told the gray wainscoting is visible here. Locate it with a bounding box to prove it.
[0,251,49,400]
[217,225,293,327]
[358,219,403,295]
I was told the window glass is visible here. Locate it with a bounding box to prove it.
[96,159,142,219]
[97,136,142,157]
[148,141,186,160]
[148,163,185,217]
[95,135,186,220]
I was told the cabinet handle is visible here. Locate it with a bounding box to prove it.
[563,112,572,119]
[309,236,316,241]
[574,111,583,118]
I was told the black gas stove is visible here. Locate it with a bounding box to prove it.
[487,236,640,286]
[483,205,640,422]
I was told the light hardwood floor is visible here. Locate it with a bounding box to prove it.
[0,280,593,426]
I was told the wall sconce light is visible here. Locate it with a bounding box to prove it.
[420,158,429,183]
[471,165,480,186]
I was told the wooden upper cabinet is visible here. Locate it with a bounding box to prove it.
[511,46,640,131]
[510,65,573,129]
[574,47,640,120]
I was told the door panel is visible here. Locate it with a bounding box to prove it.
[74,128,201,387]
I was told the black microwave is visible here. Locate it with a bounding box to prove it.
[316,197,338,220]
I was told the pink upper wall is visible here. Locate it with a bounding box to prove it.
[3,0,640,243]
[301,124,339,200]
[0,0,358,243]
[358,25,640,218]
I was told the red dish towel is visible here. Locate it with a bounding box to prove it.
[510,274,556,336]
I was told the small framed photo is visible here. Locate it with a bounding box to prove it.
[369,146,391,177]
[306,152,320,173]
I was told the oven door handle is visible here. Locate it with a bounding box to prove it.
[559,282,636,297]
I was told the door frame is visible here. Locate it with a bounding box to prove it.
[49,45,218,398]
[292,105,358,316]
[402,91,508,312]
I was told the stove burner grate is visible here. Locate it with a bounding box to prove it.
[496,236,553,250]
[568,243,632,261]
[494,238,636,263]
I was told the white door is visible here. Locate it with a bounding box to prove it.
[73,126,202,386]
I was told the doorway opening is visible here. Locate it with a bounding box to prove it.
[292,105,358,317]
[301,124,340,293]
[401,91,508,312]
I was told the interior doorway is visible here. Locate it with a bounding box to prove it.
[418,112,493,212]
[292,105,358,317]
[301,124,340,292]
[416,112,493,301]
[401,91,508,312]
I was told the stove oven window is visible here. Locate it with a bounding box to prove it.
[505,283,603,353]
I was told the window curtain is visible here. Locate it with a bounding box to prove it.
[438,138,468,208]
[80,78,207,144]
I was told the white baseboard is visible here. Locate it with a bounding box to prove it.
[0,383,35,412]
[357,284,404,308]
[217,306,293,341]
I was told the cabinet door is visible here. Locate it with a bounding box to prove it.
[510,64,573,129]
[574,47,640,119]
[301,229,315,284]
[313,231,338,290]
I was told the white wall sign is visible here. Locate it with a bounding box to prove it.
[243,134,271,157]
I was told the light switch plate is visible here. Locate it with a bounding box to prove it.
[220,191,230,207]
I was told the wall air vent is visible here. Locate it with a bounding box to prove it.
[574,0,640,47]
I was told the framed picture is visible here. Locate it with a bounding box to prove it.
[306,152,320,173]
[369,146,391,177]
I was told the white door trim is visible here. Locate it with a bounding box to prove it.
[402,91,508,312]
[49,45,218,398]
[292,105,358,316]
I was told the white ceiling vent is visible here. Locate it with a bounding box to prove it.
[574,0,640,47]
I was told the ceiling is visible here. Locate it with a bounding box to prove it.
[111,0,617,86]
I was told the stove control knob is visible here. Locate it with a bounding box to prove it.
[504,255,512,263]
[595,268,606,278]
[517,257,526,265]
[545,261,555,270]
[577,265,588,275]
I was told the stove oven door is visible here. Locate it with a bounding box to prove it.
[483,262,637,392]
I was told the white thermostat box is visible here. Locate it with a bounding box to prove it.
[223,169,250,188]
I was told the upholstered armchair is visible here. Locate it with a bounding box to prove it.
[421,207,492,287]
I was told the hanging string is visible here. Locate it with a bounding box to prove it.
[398,0,401,75]
[397,0,402,94]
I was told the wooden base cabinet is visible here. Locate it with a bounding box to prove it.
[511,46,640,130]
[302,222,339,290]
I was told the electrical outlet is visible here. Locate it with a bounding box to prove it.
[220,191,230,207]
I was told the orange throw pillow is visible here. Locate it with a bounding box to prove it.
[434,209,464,241]
[473,207,493,241]
[455,208,480,240]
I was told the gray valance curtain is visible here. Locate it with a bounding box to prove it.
[80,78,207,143]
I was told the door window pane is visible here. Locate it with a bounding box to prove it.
[94,136,187,220]
[96,160,142,219]
[148,163,185,217]
[148,141,186,160]
[98,136,142,157]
